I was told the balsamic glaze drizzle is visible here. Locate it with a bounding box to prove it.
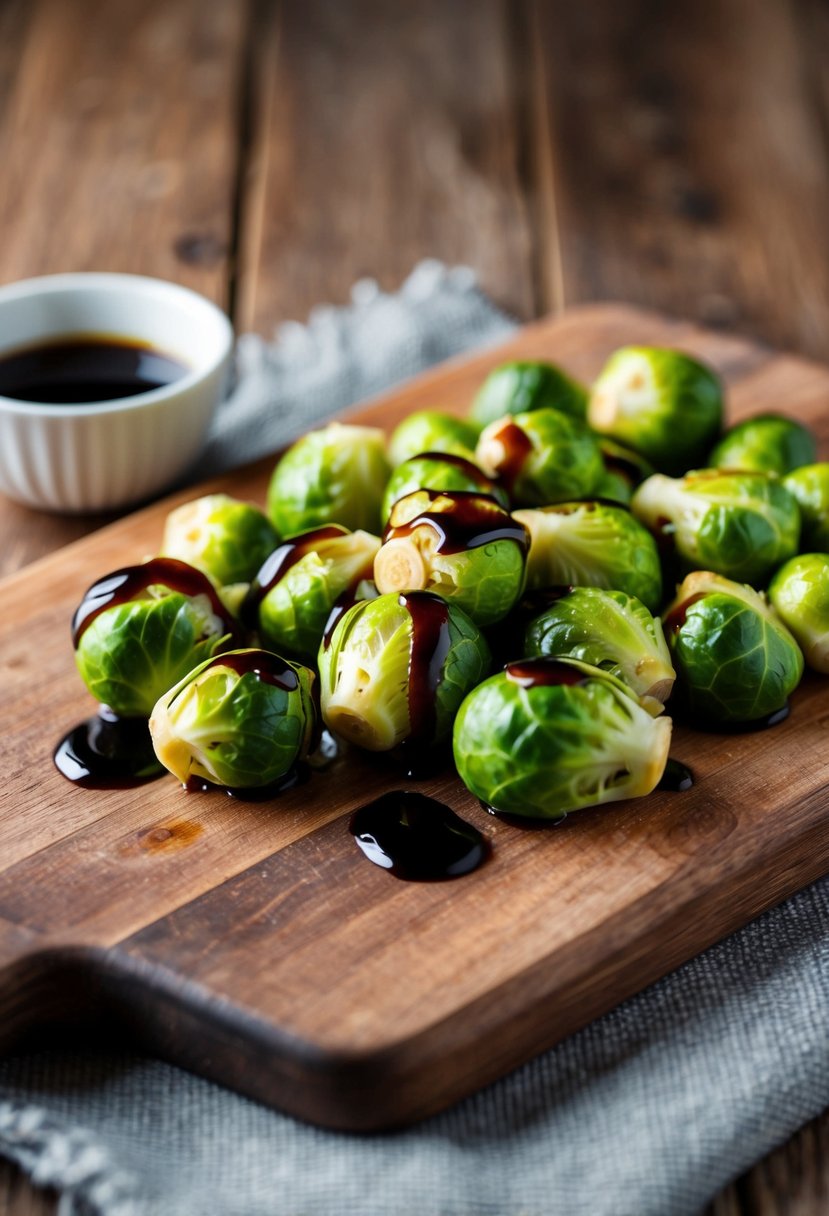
[71,557,241,648]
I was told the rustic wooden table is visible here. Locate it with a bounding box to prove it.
[1,0,828,1211]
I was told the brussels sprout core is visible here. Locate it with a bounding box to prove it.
[374,490,528,626]
[452,657,672,819]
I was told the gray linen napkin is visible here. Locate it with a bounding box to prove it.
[2,263,828,1216]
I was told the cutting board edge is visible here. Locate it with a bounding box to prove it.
[6,782,827,1133]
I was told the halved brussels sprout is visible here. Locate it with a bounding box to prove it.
[783,463,829,551]
[452,657,671,819]
[662,571,803,723]
[768,554,829,673]
[318,591,490,751]
[588,347,723,475]
[524,587,675,714]
[73,558,241,718]
[632,469,800,586]
[160,494,279,589]
[374,490,529,627]
[708,414,816,476]
[267,422,391,536]
[594,439,655,505]
[150,649,317,788]
[470,360,588,427]
[243,525,380,662]
[381,451,508,522]
[388,410,481,466]
[475,408,603,506]
[512,502,662,612]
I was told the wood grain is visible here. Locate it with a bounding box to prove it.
[0,0,247,581]
[526,0,829,362]
[235,0,535,331]
[1,306,829,1135]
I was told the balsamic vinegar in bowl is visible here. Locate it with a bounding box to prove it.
[0,335,188,405]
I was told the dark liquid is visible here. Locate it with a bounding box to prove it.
[72,557,241,648]
[482,802,568,828]
[486,420,533,491]
[384,490,529,557]
[412,450,502,497]
[0,335,187,403]
[504,657,589,688]
[183,764,309,802]
[658,759,694,792]
[54,707,164,789]
[349,791,489,880]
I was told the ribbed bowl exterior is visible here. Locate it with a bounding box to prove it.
[0,274,233,513]
[0,363,227,512]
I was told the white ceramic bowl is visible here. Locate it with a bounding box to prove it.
[0,273,233,512]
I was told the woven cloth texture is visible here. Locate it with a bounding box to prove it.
[2,262,827,1216]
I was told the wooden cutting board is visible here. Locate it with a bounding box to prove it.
[2,302,829,1132]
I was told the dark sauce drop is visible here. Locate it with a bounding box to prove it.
[504,657,589,688]
[384,490,529,557]
[662,591,708,635]
[196,648,301,691]
[349,791,489,881]
[481,802,568,829]
[72,557,241,648]
[183,764,309,802]
[54,707,164,789]
[0,335,187,404]
[658,759,694,792]
[411,450,502,496]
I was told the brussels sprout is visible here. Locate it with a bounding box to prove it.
[632,469,800,586]
[662,571,803,723]
[381,451,508,522]
[524,587,675,714]
[470,360,588,428]
[150,649,317,788]
[588,347,723,475]
[318,591,490,751]
[708,413,817,475]
[374,490,528,627]
[594,439,655,505]
[783,463,829,551]
[388,410,481,466]
[475,408,603,507]
[73,558,240,718]
[512,502,663,612]
[243,525,380,662]
[267,422,391,536]
[160,494,279,589]
[452,657,672,819]
[769,554,829,672]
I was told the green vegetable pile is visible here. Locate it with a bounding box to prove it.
[68,345,828,823]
